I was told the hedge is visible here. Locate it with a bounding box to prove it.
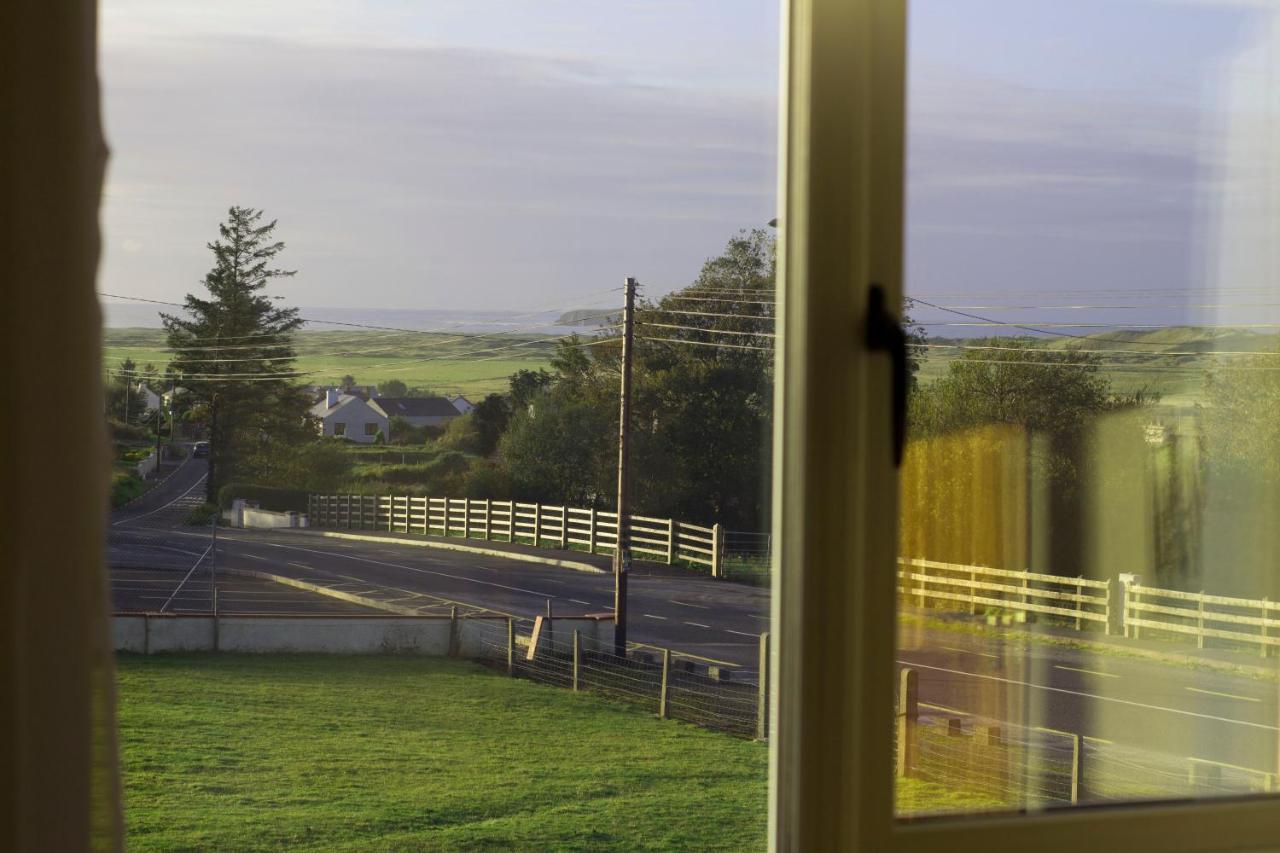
[217,483,309,513]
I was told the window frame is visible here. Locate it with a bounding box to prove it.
[772,0,1280,850]
[333,422,346,437]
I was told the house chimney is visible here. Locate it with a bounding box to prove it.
[326,388,340,408]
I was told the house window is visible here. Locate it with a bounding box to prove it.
[333,422,346,437]
[364,423,378,436]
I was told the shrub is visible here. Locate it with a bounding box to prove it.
[217,482,309,512]
[185,502,221,526]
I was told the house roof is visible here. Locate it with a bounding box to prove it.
[372,397,461,418]
[309,393,364,418]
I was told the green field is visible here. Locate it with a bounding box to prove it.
[920,327,1280,408]
[104,329,557,397]
[116,655,996,850]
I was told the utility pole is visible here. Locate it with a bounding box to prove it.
[613,276,637,656]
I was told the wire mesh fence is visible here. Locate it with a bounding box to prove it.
[899,698,1277,813]
[465,617,766,738]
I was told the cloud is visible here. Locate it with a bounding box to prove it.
[99,35,778,309]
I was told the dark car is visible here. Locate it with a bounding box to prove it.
[193,441,210,458]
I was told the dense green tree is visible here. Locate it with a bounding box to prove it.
[380,378,408,397]
[470,394,510,456]
[498,228,776,529]
[162,207,310,500]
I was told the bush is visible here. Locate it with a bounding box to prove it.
[217,482,309,512]
[110,471,148,508]
[185,502,221,526]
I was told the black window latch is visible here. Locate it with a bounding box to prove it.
[865,284,907,467]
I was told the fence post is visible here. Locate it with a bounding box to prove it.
[896,668,918,778]
[1263,597,1270,659]
[969,567,977,615]
[1069,733,1083,804]
[756,632,770,741]
[506,618,515,676]
[463,499,471,539]
[711,523,723,579]
[666,518,674,565]
[1132,585,1141,640]
[573,630,581,692]
[658,648,671,719]
[588,508,596,554]
[387,495,393,532]
[1198,592,1206,649]
[484,499,491,540]
[559,507,567,550]
[533,503,541,547]
[1075,573,1085,627]
[918,561,926,609]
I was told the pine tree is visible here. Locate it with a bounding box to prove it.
[162,207,309,501]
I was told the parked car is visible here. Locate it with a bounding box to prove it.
[193,441,209,458]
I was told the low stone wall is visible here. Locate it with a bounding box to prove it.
[112,615,611,656]
[115,615,452,654]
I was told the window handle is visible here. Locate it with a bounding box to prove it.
[866,284,906,467]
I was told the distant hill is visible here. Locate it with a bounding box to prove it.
[556,309,620,327]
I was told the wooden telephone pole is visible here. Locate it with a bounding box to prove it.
[613,277,637,656]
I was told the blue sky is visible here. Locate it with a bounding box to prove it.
[100,0,1278,327]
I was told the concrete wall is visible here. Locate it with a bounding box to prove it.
[241,507,306,529]
[114,615,451,654]
[114,615,615,657]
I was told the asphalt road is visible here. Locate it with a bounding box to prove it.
[106,456,1280,781]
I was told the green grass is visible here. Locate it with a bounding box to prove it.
[104,329,555,397]
[116,655,768,851]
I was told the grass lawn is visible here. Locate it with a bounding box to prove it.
[116,655,768,851]
[104,329,555,398]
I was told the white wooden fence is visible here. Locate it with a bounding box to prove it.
[308,494,726,577]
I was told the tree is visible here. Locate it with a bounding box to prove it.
[498,228,777,529]
[340,375,357,391]
[470,394,510,456]
[162,206,310,500]
[106,357,149,424]
[380,378,408,397]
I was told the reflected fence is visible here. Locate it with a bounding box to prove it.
[898,557,1280,657]
[896,668,1276,813]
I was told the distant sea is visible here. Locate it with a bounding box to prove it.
[103,302,608,337]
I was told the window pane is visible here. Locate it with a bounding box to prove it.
[100,2,779,847]
[898,0,1280,817]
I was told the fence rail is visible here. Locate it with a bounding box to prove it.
[309,493,742,578]
[897,557,1280,656]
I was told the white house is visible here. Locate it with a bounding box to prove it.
[135,383,161,413]
[370,397,462,434]
[310,389,389,443]
[449,395,475,415]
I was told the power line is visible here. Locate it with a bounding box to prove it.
[643,308,775,322]
[917,341,1280,359]
[638,336,772,353]
[658,295,776,306]
[638,322,775,339]
[906,296,1206,349]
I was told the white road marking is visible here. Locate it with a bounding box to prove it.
[726,629,759,638]
[570,599,592,606]
[750,614,770,621]
[898,658,1277,732]
[941,645,998,659]
[921,702,970,716]
[671,600,709,609]
[1055,665,1119,680]
[1186,687,1260,703]
[684,621,711,629]
[644,614,667,620]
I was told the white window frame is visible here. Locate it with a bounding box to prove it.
[771,0,1280,850]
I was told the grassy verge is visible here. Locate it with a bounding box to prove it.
[117,655,1004,849]
[117,655,767,851]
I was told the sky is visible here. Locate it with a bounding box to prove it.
[100,0,1280,328]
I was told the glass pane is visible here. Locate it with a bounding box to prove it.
[99,2,779,847]
[898,0,1280,818]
